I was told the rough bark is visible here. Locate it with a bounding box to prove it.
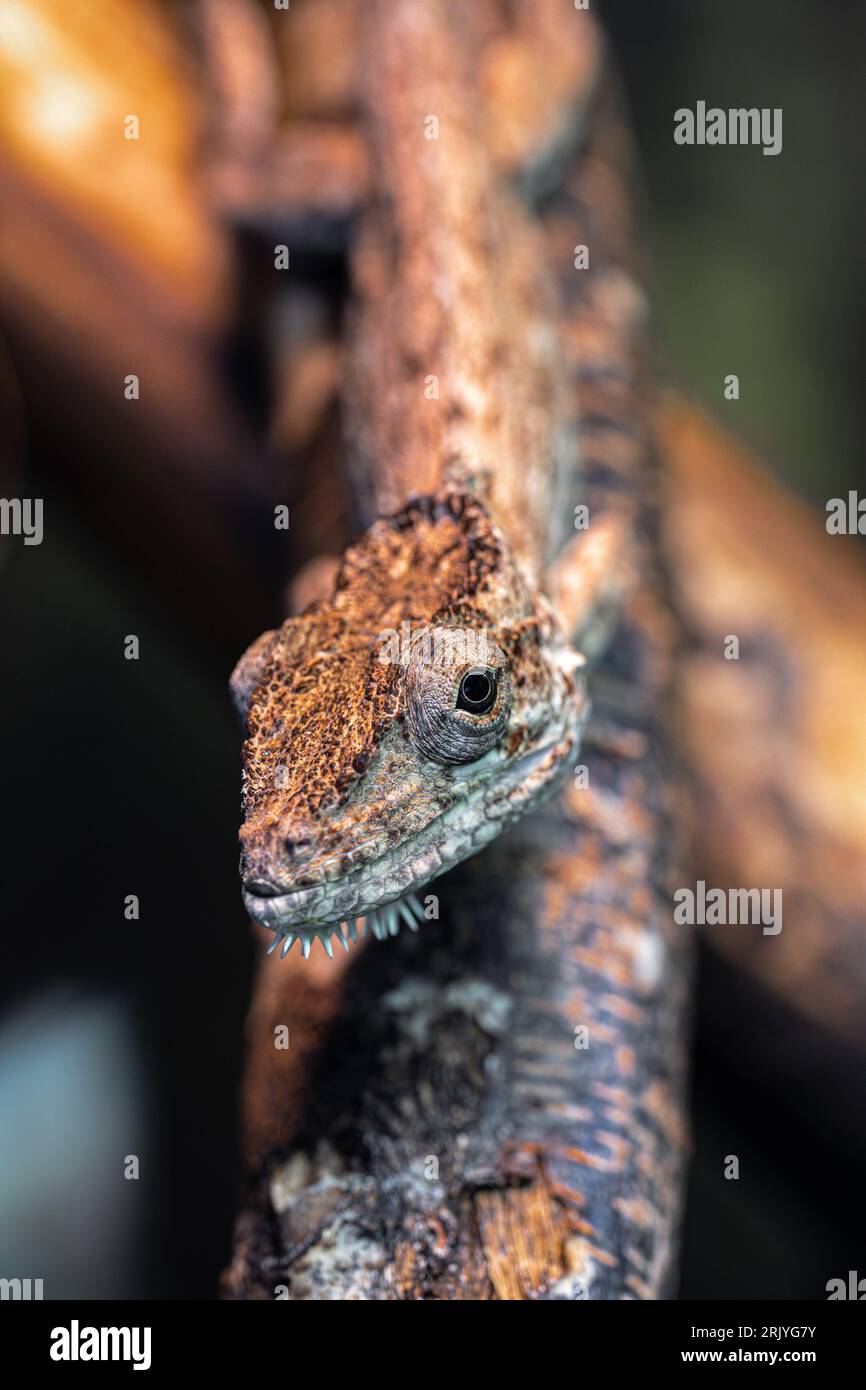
[224,561,687,1299]
[223,13,691,1299]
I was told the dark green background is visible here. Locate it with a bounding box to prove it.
[607,0,864,506]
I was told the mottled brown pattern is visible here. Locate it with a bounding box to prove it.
[234,0,598,914]
[224,0,690,1301]
[344,0,568,580]
[199,0,602,230]
[238,488,539,868]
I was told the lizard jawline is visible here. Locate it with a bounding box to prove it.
[265,892,427,961]
[243,728,580,947]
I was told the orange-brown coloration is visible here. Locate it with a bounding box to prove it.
[224,0,690,1302]
[234,477,584,913]
[241,491,505,830]
[345,0,568,582]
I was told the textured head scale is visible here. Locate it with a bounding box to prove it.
[232,490,587,957]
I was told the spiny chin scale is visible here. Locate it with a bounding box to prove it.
[263,891,426,961]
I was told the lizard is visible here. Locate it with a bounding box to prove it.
[230,0,636,961]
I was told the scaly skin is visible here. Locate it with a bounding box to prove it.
[232,0,602,957]
[233,491,587,956]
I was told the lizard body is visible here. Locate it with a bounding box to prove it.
[344,0,568,578]
[222,4,687,1301]
[232,0,623,958]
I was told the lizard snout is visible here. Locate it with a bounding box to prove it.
[240,814,321,893]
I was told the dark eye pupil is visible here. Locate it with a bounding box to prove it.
[457,669,496,714]
[462,673,490,703]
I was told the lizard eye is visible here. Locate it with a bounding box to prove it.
[405,637,511,765]
[456,668,497,715]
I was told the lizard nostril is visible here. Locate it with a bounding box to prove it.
[284,836,312,860]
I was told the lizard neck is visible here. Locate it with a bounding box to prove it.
[345,0,568,588]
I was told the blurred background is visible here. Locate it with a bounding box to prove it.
[0,0,863,1298]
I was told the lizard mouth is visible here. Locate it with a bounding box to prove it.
[256,891,429,961]
[242,827,446,950]
[242,729,579,959]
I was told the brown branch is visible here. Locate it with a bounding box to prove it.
[660,398,866,1049]
[224,17,691,1299]
[224,582,688,1299]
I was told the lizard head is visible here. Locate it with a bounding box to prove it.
[231,491,588,959]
